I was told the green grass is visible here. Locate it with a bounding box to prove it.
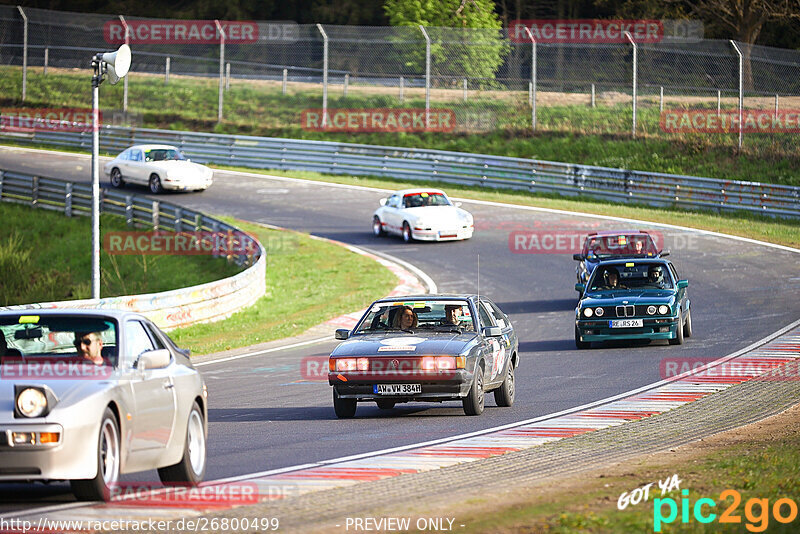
[2,66,799,186]
[453,414,800,533]
[214,165,800,250]
[169,219,396,355]
[0,202,242,306]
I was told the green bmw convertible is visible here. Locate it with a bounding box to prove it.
[574,259,692,349]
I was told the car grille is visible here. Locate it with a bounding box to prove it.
[615,305,636,317]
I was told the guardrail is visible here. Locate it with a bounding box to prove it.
[0,169,266,330]
[2,124,799,218]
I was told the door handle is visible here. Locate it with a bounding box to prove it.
[163,381,174,390]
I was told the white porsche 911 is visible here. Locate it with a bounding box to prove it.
[104,144,213,194]
[372,188,474,242]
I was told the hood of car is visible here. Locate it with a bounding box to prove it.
[404,206,469,221]
[580,290,676,306]
[331,332,477,357]
[148,160,209,173]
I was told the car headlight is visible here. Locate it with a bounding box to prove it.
[647,306,657,315]
[16,387,47,418]
[658,305,670,315]
[583,308,593,318]
[594,307,604,317]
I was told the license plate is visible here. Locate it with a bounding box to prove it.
[609,319,643,328]
[374,383,422,395]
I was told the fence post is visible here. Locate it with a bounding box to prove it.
[343,73,349,97]
[43,47,48,76]
[282,68,287,95]
[775,94,779,118]
[125,195,133,225]
[17,6,27,101]
[624,31,637,138]
[317,24,329,128]
[119,15,129,112]
[591,83,595,108]
[419,25,431,129]
[226,62,231,90]
[64,182,72,216]
[730,40,743,150]
[463,78,467,102]
[165,57,170,84]
[174,207,182,232]
[152,200,160,230]
[31,175,38,206]
[524,27,537,132]
[0,171,4,199]
[659,86,664,112]
[399,76,404,103]
[215,20,225,122]
[717,90,721,116]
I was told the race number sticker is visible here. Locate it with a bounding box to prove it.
[489,338,507,379]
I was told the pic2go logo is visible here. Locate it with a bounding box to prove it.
[654,489,798,532]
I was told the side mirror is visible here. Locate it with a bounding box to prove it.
[379,198,387,206]
[573,253,584,261]
[137,349,171,370]
[483,326,502,337]
[659,249,670,257]
[335,329,350,340]
[575,283,585,293]
[677,280,689,289]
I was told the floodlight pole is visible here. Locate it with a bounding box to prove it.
[419,25,431,129]
[91,57,102,300]
[215,20,225,122]
[624,31,637,138]
[730,40,744,150]
[524,27,537,132]
[119,15,129,112]
[17,6,27,101]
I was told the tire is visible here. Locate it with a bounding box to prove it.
[575,325,590,349]
[402,222,413,243]
[493,358,515,407]
[158,401,206,485]
[149,173,163,194]
[70,407,120,501]
[462,364,485,416]
[669,311,685,345]
[333,389,357,418]
[110,167,124,188]
[683,308,693,338]
[376,400,395,410]
[372,216,386,237]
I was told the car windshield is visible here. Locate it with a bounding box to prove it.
[403,192,451,208]
[584,234,658,258]
[0,315,118,367]
[145,148,185,162]
[587,263,673,292]
[354,300,474,334]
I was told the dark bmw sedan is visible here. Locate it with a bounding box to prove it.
[328,295,518,417]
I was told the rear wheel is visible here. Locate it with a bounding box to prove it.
[372,216,386,237]
[683,308,693,338]
[402,222,413,243]
[110,167,124,188]
[462,364,485,416]
[70,407,119,501]
[575,325,590,349]
[149,173,163,194]
[333,389,357,418]
[158,401,206,485]
[493,359,515,407]
[376,400,395,410]
[669,312,685,345]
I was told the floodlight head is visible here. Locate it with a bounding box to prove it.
[101,44,131,85]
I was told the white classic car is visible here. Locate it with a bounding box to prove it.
[0,309,207,501]
[104,144,213,193]
[372,188,474,242]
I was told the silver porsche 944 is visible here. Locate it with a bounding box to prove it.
[0,309,207,500]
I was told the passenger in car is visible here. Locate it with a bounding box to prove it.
[392,306,418,330]
[0,334,22,357]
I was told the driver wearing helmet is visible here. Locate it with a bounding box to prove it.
[602,267,626,290]
[648,265,667,289]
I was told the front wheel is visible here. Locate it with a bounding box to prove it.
[70,407,120,501]
[683,308,693,338]
[575,325,590,349]
[402,222,413,243]
[333,389,356,418]
[372,216,386,237]
[462,365,485,416]
[158,401,206,485]
[149,173,163,194]
[493,359,515,407]
[669,312,685,345]
[110,167,124,188]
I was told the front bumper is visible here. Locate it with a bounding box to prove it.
[411,226,473,242]
[0,420,98,481]
[329,369,472,401]
[162,176,213,191]
[576,317,679,342]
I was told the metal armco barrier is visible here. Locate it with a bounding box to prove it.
[0,169,266,330]
[1,124,799,218]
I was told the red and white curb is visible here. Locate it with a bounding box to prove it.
[8,323,799,524]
